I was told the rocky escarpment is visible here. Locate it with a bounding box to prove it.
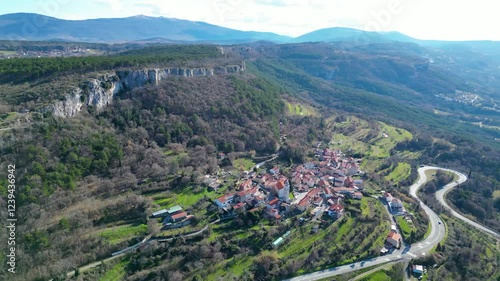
[50,64,245,117]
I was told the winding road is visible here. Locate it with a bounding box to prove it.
[431,167,500,239]
[285,165,500,281]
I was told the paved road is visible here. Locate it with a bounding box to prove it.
[407,167,448,256]
[429,167,500,239]
[254,154,278,170]
[284,166,456,281]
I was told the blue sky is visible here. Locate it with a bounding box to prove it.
[1,0,499,40]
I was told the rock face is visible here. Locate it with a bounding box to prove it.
[50,64,245,117]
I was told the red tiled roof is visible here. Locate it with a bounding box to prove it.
[238,186,258,197]
[276,180,286,190]
[329,204,344,211]
[298,197,309,206]
[333,187,355,193]
[387,230,401,241]
[239,179,253,190]
[217,193,234,202]
[268,198,279,206]
[234,202,246,209]
[171,211,188,220]
[318,179,328,186]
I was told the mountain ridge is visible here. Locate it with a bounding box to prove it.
[0,13,292,43]
[4,13,500,45]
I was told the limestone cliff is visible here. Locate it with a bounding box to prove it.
[50,64,245,117]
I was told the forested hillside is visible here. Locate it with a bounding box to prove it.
[0,45,222,82]
[0,60,291,279]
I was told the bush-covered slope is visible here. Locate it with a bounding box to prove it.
[0,71,288,280]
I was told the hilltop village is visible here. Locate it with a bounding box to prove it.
[155,148,366,228]
[152,144,411,255]
[213,148,364,222]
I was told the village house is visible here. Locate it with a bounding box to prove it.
[292,174,303,185]
[390,198,404,213]
[303,176,316,188]
[332,176,345,187]
[273,178,290,202]
[215,194,235,209]
[354,179,364,189]
[238,179,253,191]
[152,205,183,218]
[151,209,169,218]
[313,196,323,206]
[260,174,274,185]
[344,176,354,187]
[270,166,280,175]
[251,192,267,206]
[328,203,344,219]
[235,186,259,203]
[267,208,282,220]
[346,163,359,176]
[412,265,425,276]
[333,187,356,195]
[267,198,280,209]
[317,179,330,188]
[233,202,247,213]
[296,184,309,192]
[383,192,394,203]
[352,191,363,200]
[163,211,188,224]
[386,230,401,248]
[322,187,334,199]
[297,188,322,212]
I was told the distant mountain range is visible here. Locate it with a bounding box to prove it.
[0,13,291,43]
[2,13,500,46]
[0,13,456,45]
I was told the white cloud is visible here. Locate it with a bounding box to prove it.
[92,0,123,12]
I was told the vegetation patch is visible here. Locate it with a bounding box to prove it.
[286,102,320,117]
[98,223,148,245]
[359,270,390,281]
[492,190,500,199]
[396,216,416,240]
[233,157,255,171]
[98,258,129,281]
[0,50,16,56]
[385,162,412,183]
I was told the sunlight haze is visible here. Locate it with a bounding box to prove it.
[0,0,499,40]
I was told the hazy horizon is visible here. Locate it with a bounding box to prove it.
[1,0,499,41]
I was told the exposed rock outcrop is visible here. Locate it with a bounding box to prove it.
[50,64,245,117]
